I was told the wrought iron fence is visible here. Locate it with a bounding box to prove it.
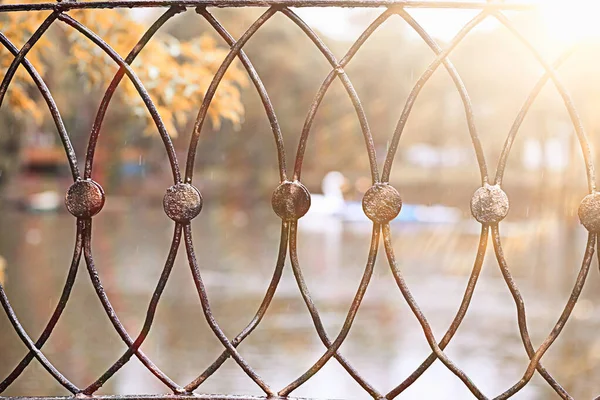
[0,0,599,399]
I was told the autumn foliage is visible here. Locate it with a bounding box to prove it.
[0,5,248,136]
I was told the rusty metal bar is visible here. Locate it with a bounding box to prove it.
[0,397,324,400]
[0,1,538,12]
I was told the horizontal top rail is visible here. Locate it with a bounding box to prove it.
[0,397,321,400]
[0,0,537,12]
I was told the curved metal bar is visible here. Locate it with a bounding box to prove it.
[84,6,184,182]
[58,13,181,184]
[83,224,184,394]
[489,47,579,400]
[394,8,487,184]
[0,220,83,394]
[494,47,577,186]
[181,11,290,390]
[292,9,393,182]
[184,222,289,392]
[0,12,79,394]
[382,223,487,399]
[492,11,596,193]
[381,10,489,183]
[382,9,492,397]
[281,7,380,184]
[278,222,380,397]
[196,7,288,182]
[0,23,83,392]
[489,222,571,399]
[487,12,596,398]
[491,226,594,400]
[81,220,181,392]
[0,31,79,180]
[184,7,277,183]
[0,285,79,394]
[386,225,489,399]
[182,224,274,396]
[285,221,382,398]
[0,12,58,112]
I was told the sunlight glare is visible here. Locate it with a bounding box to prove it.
[541,0,600,44]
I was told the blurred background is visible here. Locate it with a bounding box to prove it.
[2,0,600,398]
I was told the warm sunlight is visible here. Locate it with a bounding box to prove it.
[540,0,600,44]
[299,0,600,45]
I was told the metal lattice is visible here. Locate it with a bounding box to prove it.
[0,1,599,399]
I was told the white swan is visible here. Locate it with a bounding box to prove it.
[308,171,346,217]
[302,171,463,225]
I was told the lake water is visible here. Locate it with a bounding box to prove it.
[1,202,599,399]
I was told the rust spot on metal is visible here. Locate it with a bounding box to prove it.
[578,193,600,232]
[271,181,311,221]
[65,179,105,218]
[163,183,203,223]
[470,184,509,224]
[362,183,402,223]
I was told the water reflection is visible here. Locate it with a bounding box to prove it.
[0,202,599,399]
